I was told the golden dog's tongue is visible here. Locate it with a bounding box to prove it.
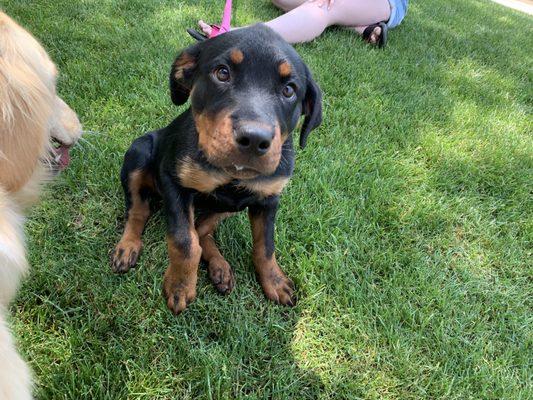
[56,145,70,170]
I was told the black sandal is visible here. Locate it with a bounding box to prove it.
[362,22,388,48]
[187,28,208,42]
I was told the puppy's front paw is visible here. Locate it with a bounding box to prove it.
[110,239,142,273]
[208,258,235,295]
[163,267,197,315]
[260,268,296,307]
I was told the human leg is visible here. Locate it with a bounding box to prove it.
[200,0,391,44]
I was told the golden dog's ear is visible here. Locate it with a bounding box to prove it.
[169,44,201,106]
[299,66,323,149]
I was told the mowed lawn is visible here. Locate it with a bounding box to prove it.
[3,0,532,398]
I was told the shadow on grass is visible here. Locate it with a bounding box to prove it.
[283,0,531,397]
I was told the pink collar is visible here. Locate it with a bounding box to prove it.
[209,0,232,38]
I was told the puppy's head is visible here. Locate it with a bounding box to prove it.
[170,24,322,179]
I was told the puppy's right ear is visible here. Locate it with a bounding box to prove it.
[169,44,201,105]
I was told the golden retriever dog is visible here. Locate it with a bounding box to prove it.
[0,11,82,399]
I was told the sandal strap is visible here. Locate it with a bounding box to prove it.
[362,22,387,48]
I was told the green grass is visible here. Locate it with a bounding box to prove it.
[3,0,532,398]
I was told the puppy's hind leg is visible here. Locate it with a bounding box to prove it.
[111,134,157,273]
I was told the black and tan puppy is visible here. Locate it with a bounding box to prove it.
[111,24,322,315]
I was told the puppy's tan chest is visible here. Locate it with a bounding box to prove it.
[177,159,289,197]
[237,177,290,198]
[177,158,231,193]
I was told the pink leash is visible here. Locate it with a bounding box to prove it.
[209,0,232,38]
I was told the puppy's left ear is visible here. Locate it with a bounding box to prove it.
[169,43,201,105]
[300,66,323,149]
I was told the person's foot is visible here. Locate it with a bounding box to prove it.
[198,20,213,37]
[354,22,387,48]
[363,25,381,45]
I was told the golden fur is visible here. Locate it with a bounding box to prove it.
[0,11,82,399]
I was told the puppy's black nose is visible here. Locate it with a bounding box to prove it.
[235,126,273,156]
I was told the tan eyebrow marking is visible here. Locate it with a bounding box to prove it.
[278,61,292,77]
[230,49,244,64]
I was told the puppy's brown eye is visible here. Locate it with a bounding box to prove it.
[282,84,295,98]
[215,66,230,82]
